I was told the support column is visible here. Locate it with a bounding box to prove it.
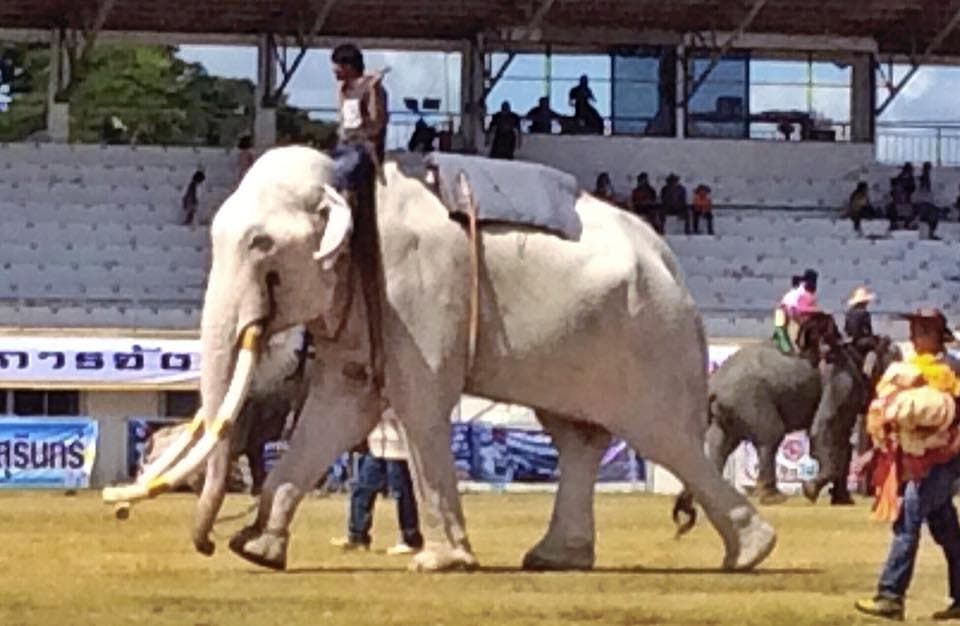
[46,28,70,142]
[850,53,874,143]
[255,34,278,148]
[675,44,686,139]
[459,38,485,153]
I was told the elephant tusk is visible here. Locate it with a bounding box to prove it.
[102,325,262,505]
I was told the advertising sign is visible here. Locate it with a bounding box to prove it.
[0,418,98,488]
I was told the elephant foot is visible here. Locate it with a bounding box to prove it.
[830,492,856,506]
[522,539,595,571]
[408,543,478,572]
[228,526,288,571]
[757,488,789,506]
[802,479,824,504]
[721,506,778,571]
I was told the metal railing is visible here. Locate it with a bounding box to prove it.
[876,122,960,167]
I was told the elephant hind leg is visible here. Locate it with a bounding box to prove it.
[614,391,776,571]
[675,421,741,537]
[523,413,610,571]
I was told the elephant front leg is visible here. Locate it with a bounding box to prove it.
[755,441,788,505]
[523,415,609,571]
[229,387,381,570]
[394,398,477,572]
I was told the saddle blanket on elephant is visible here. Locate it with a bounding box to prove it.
[424,152,583,240]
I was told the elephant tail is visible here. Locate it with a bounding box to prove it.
[672,489,697,538]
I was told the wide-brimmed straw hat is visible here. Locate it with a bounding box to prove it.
[847,287,875,307]
[897,308,956,343]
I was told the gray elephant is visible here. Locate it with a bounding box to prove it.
[673,316,900,534]
[104,146,776,573]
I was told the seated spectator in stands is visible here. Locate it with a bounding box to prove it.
[848,182,873,234]
[897,161,916,203]
[915,161,940,239]
[235,135,255,184]
[486,101,522,159]
[181,170,205,226]
[692,184,714,235]
[660,173,689,234]
[525,97,559,134]
[630,172,661,233]
[594,172,616,203]
[407,118,437,153]
[844,286,876,352]
[887,176,915,231]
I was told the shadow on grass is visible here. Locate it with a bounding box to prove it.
[259,565,822,577]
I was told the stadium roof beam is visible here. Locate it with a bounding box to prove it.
[876,1,960,116]
[269,0,338,105]
[682,0,770,107]
[481,0,558,100]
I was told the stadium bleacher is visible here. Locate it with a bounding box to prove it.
[1,142,958,339]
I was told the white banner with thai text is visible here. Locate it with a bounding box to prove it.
[0,336,200,385]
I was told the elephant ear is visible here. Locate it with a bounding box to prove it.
[313,184,353,271]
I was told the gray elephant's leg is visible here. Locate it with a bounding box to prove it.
[754,440,788,505]
[522,413,609,571]
[229,390,381,570]
[705,420,740,475]
[389,389,476,572]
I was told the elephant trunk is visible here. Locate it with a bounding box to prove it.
[190,270,267,555]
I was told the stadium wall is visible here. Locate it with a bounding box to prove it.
[518,135,875,194]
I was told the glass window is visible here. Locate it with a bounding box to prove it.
[612,50,675,136]
[687,55,749,139]
[164,391,200,418]
[0,389,6,415]
[549,54,611,81]
[13,390,45,416]
[46,391,80,416]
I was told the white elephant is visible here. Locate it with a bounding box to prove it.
[104,146,776,573]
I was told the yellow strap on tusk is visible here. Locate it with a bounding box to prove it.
[241,325,262,351]
[146,476,171,498]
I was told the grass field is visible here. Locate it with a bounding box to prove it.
[0,491,956,625]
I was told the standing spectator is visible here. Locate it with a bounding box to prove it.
[955,183,960,221]
[568,75,603,134]
[848,182,873,235]
[692,183,714,235]
[181,170,205,226]
[854,310,960,621]
[525,97,559,134]
[844,287,876,351]
[486,101,522,159]
[235,135,256,185]
[630,172,660,232]
[660,173,689,234]
[887,176,914,231]
[593,172,615,203]
[330,410,424,555]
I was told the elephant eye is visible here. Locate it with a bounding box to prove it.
[249,233,274,252]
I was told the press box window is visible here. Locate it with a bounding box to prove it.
[0,390,80,416]
[164,391,200,417]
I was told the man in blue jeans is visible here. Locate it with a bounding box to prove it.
[856,310,960,620]
[331,411,423,555]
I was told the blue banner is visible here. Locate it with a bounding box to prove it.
[0,418,98,489]
[452,423,644,483]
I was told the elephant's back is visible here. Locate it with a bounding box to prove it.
[710,344,818,400]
